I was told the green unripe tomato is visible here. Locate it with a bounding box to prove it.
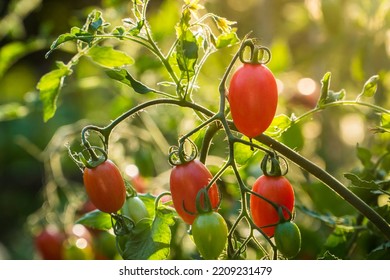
[121,196,149,224]
[192,212,228,260]
[274,222,301,258]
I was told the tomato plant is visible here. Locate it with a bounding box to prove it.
[26,0,390,261]
[250,175,295,237]
[121,196,149,224]
[192,211,228,260]
[228,55,278,138]
[274,221,302,259]
[170,159,220,225]
[83,160,126,213]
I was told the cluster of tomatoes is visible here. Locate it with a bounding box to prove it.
[228,45,301,258]
[167,44,301,259]
[50,42,301,260]
[35,159,152,260]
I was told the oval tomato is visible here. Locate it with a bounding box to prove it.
[192,211,228,260]
[83,160,126,213]
[121,196,149,224]
[250,175,294,237]
[170,159,220,224]
[274,221,301,258]
[35,226,66,260]
[228,63,278,138]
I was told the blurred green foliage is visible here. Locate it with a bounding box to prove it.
[0,0,389,259]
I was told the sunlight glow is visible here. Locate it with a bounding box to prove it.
[125,164,139,178]
[339,114,365,146]
[75,238,88,249]
[297,77,317,96]
[276,79,284,95]
[72,224,88,237]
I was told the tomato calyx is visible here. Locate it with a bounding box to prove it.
[111,212,135,236]
[261,152,288,177]
[195,188,214,214]
[239,39,271,65]
[68,145,108,170]
[168,138,198,166]
[181,187,221,217]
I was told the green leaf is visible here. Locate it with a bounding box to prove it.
[373,114,390,133]
[316,72,345,107]
[356,145,373,168]
[45,27,93,58]
[215,30,239,49]
[106,69,155,94]
[344,173,381,190]
[37,63,72,122]
[87,46,134,68]
[264,114,292,137]
[317,72,331,107]
[296,205,354,226]
[45,33,75,58]
[81,10,106,34]
[138,193,157,218]
[234,137,256,166]
[317,72,345,108]
[176,29,198,77]
[120,206,175,260]
[75,209,112,230]
[321,226,354,259]
[381,114,390,129]
[326,89,346,104]
[112,26,126,37]
[358,75,379,99]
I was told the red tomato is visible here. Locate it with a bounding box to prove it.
[170,159,220,224]
[228,63,278,138]
[250,175,294,237]
[35,226,66,260]
[83,160,126,213]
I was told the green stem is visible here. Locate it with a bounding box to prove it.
[256,133,390,240]
[294,100,390,125]
[199,121,222,164]
[85,98,215,150]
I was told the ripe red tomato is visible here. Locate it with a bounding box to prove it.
[35,226,66,260]
[250,175,294,237]
[170,159,220,224]
[83,160,126,213]
[228,63,278,138]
